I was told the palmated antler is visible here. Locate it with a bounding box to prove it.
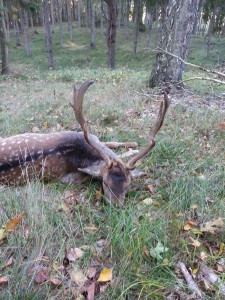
[71,80,112,167]
[126,92,170,168]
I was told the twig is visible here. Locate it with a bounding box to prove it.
[146,47,225,79]
[198,262,225,297]
[104,141,138,149]
[178,261,206,299]
[182,76,225,85]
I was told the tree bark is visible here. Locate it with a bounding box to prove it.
[43,0,54,69]
[50,0,55,33]
[13,19,21,47]
[67,0,73,40]
[104,0,117,69]
[133,0,143,56]
[57,0,64,46]
[77,0,81,29]
[149,0,198,88]
[21,8,32,57]
[0,0,10,74]
[89,0,95,48]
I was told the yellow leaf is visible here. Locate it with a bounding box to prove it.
[218,242,224,256]
[192,268,198,275]
[0,229,6,242]
[189,237,201,248]
[141,198,153,205]
[96,187,102,201]
[200,251,208,261]
[5,211,26,232]
[97,268,112,282]
[183,224,192,231]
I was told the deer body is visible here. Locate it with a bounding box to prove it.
[0,80,170,206]
[0,131,120,183]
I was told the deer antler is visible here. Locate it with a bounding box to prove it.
[126,92,170,168]
[71,80,112,167]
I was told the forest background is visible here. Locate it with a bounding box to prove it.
[0,0,225,299]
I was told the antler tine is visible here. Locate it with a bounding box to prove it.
[71,80,112,167]
[127,92,170,168]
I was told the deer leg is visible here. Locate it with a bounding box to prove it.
[60,171,89,184]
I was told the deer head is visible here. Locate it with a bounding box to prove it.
[71,80,170,206]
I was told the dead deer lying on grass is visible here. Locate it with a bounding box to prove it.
[0,80,170,206]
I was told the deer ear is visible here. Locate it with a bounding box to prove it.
[78,165,102,179]
[130,169,146,178]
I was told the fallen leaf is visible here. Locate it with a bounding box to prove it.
[200,252,208,261]
[201,218,224,234]
[24,224,29,238]
[85,225,99,232]
[183,224,192,231]
[141,198,153,205]
[189,237,201,248]
[147,184,155,193]
[97,268,112,282]
[143,245,152,259]
[48,276,62,286]
[67,248,84,261]
[149,241,169,261]
[86,282,96,300]
[5,211,26,232]
[218,242,224,256]
[95,188,102,201]
[64,190,78,205]
[69,267,87,286]
[86,267,97,279]
[0,228,6,242]
[32,126,40,132]
[0,276,8,284]
[33,266,50,284]
[216,264,224,272]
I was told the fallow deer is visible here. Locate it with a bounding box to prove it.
[0,80,170,206]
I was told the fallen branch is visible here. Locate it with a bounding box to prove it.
[178,261,206,299]
[198,262,225,297]
[146,47,225,79]
[104,141,138,149]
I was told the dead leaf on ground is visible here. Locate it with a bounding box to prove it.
[0,276,8,284]
[201,218,224,234]
[48,276,62,286]
[68,266,87,287]
[86,267,97,279]
[189,237,201,248]
[143,245,152,260]
[33,266,51,284]
[200,252,208,261]
[147,184,156,193]
[5,211,26,232]
[66,248,84,261]
[64,190,78,205]
[86,282,96,300]
[97,268,112,282]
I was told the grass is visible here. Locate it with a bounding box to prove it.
[0,24,225,299]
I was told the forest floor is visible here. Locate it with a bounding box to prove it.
[0,26,225,299]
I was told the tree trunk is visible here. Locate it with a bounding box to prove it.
[57,0,64,46]
[77,0,81,29]
[124,0,130,39]
[89,0,95,48]
[149,0,198,88]
[0,0,10,75]
[67,0,73,40]
[21,8,32,57]
[104,0,117,69]
[13,19,21,47]
[43,0,54,69]
[133,0,143,56]
[50,0,55,33]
